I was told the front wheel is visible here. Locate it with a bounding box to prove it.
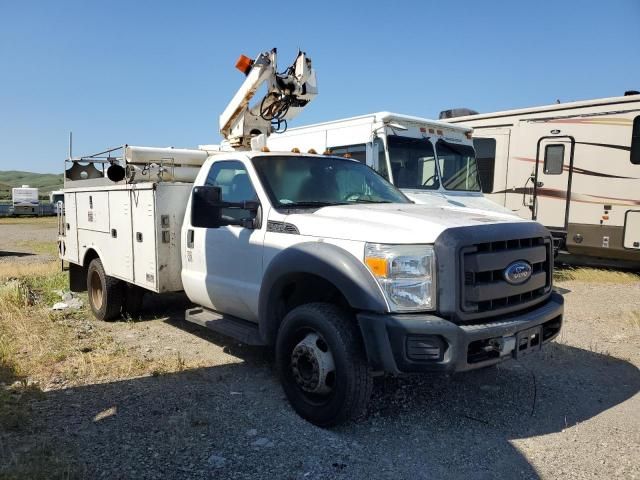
[275,303,373,427]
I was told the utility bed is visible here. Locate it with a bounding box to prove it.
[59,181,192,293]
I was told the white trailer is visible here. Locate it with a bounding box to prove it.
[443,93,640,265]
[265,112,512,214]
[11,185,39,216]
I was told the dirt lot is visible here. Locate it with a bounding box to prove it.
[1,218,639,479]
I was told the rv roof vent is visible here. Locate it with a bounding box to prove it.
[624,90,639,96]
[438,108,479,120]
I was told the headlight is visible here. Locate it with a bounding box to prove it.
[364,243,436,312]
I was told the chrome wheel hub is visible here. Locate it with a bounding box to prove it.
[290,332,336,395]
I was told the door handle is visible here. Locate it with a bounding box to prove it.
[187,229,194,248]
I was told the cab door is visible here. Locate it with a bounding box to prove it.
[182,160,265,322]
[532,136,575,231]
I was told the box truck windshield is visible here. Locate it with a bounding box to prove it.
[388,136,481,192]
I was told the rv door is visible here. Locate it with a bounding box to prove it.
[533,136,575,231]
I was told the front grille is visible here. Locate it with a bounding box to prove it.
[461,236,552,316]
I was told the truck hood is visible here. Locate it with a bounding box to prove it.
[284,203,529,244]
[402,190,516,215]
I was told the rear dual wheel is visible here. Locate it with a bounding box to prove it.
[276,303,373,427]
[87,258,145,321]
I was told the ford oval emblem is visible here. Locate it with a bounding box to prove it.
[504,260,533,285]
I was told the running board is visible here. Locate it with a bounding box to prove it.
[185,307,265,346]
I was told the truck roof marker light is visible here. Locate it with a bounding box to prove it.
[323,149,332,155]
[308,148,317,154]
[235,54,254,75]
[261,146,270,152]
[365,257,388,278]
[343,153,352,159]
[291,147,300,153]
[466,131,473,139]
[436,129,443,135]
[420,127,427,133]
[428,128,435,134]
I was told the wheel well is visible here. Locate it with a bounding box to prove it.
[265,273,350,345]
[83,248,100,268]
[69,248,100,293]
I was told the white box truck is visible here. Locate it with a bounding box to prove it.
[59,49,563,426]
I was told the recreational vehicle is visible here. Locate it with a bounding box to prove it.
[11,185,39,216]
[266,112,513,214]
[443,93,640,265]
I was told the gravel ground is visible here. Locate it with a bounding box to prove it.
[2,219,640,479]
[0,216,58,264]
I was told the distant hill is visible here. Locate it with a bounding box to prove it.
[0,171,63,202]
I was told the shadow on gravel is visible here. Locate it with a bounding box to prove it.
[3,333,638,480]
[0,250,35,257]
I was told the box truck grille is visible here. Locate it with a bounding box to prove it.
[461,236,552,315]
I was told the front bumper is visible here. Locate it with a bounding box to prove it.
[357,291,564,374]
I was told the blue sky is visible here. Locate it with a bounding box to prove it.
[1,0,639,173]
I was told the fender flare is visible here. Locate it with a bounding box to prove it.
[258,242,388,344]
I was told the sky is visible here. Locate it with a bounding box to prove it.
[1,0,639,173]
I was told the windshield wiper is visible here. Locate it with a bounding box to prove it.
[348,199,393,204]
[281,201,349,208]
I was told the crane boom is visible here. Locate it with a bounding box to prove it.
[219,48,318,150]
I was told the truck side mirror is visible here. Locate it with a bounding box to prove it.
[191,186,225,228]
[191,186,259,229]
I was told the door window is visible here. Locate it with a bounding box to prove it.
[472,138,496,193]
[543,144,565,175]
[631,116,640,165]
[205,161,258,221]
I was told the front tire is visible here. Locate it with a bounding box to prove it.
[275,303,373,427]
[87,258,124,321]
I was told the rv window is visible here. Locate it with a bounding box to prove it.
[472,138,496,193]
[544,144,564,175]
[330,144,367,163]
[632,116,640,165]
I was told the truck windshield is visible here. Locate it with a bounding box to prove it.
[252,155,409,208]
[435,140,481,192]
[387,136,440,190]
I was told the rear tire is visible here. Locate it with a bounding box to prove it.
[275,303,373,427]
[87,258,124,321]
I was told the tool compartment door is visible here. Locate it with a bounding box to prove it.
[62,192,79,263]
[533,136,575,230]
[107,190,134,281]
[131,188,158,291]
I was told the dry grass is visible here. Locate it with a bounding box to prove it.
[554,267,640,284]
[0,216,57,225]
[11,240,59,256]
[0,261,60,281]
[628,311,640,330]
[0,262,206,478]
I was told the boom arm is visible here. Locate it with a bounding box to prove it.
[219,48,318,150]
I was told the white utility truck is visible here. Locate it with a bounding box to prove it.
[265,112,511,215]
[11,185,40,216]
[59,48,563,426]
